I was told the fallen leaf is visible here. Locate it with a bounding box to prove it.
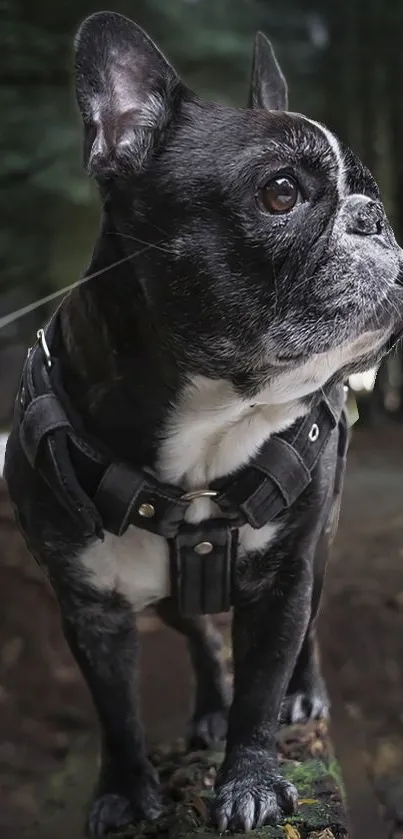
[283,824,300,838]
[203,767,216,788]
[187,790,209,821]
[169,766,193,788]
[310,738,325,757]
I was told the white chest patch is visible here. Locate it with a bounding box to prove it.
[78,375,308,612]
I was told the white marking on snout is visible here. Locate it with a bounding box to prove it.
[304,117,345,197]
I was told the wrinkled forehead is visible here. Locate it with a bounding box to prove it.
[283,113,343,186]
[265,111,379,199]
[165,104,379,201]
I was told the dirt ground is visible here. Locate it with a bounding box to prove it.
[2,426,403,839]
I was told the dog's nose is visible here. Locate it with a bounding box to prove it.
[344,195,384,236]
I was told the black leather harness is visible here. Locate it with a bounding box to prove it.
[16,312,348,616]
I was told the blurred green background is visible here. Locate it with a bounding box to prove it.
[1,0,403,424]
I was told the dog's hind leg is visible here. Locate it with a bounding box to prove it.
[280,489,343,724]
[279,622,330,724]
[155,598,232,748]
[60,585,162,838]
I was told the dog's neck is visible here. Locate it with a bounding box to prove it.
[60,218,308,480]
[60,219,178,465]
[156,374,306,491]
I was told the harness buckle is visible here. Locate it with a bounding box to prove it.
[181,488,219,502]
[37,328,52,369]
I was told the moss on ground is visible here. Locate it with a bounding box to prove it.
[40,721,348,838]
[109,721,349,839]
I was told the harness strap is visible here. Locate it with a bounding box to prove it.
[335,405,350,496]
[17,311,347,615]
[213,391,339,528]
[93,462,188,538]
[20,393,71,467]
[19,326,105,538]
[170,521,236,614]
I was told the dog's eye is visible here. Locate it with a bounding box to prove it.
[259,176,301,214]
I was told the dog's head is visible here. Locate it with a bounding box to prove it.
[74,12,403,402]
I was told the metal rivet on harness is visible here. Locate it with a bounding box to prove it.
[194,541,213,555]
[138,502,155,518]
[308,423,320,443]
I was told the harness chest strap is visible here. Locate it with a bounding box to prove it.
[17,318,348,616]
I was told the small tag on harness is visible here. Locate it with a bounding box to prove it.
[345,389,359,428]
[169,521,237,615]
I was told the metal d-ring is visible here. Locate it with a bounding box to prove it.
[181,488,219,502]
[37,328,52,369]
[308,423,320,443]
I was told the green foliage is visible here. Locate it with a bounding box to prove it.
[0,0,94,312]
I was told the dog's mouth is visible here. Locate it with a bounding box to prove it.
[274,333,394,372]
[276,317,403,368]
[274,352,307,365]
[387,324,403,352]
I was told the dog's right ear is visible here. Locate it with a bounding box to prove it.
[74,12,183,177]
[248,32,288,111]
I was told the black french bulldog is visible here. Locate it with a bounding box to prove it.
[4,10,403,836]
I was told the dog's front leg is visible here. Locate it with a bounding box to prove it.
[155,598,232,748]
[213,553,313,832]
[60,586,161,838]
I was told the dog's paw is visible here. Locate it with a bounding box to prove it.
[189,678,232,749]
[212,751,298,831]
[87,781,162,837]
[87,793,134,837]
[279,685,330,725]
[189,709,228,749]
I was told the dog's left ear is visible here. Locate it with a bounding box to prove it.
[248,32,288,111]
[74,11,184,177]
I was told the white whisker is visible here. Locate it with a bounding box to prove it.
[107,231,173,254]
[0,246,152,333]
